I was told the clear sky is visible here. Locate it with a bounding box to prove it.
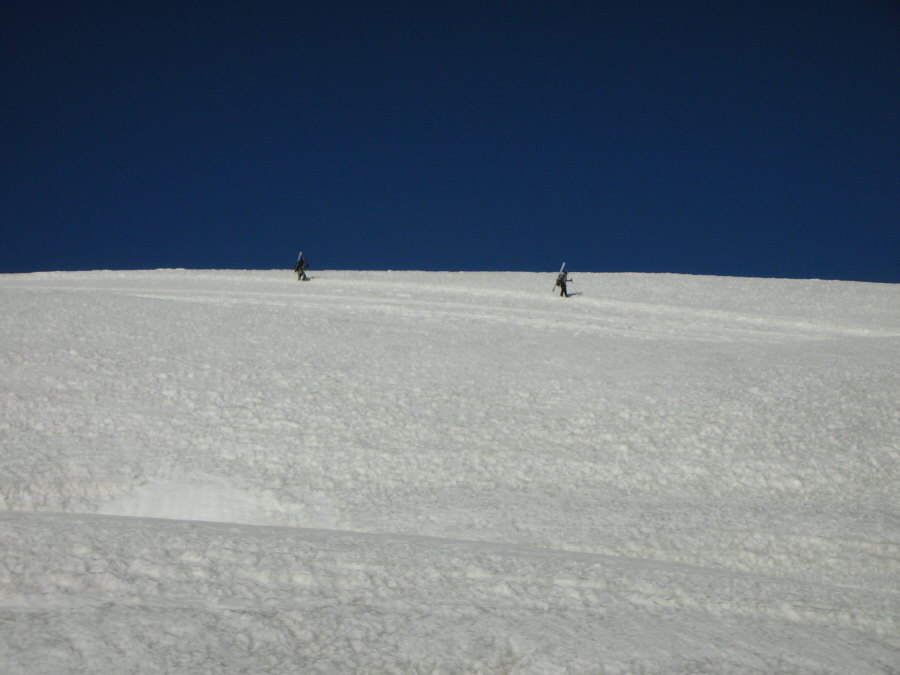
[3,1,898,281]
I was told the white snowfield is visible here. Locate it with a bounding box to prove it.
[1,269,898,674]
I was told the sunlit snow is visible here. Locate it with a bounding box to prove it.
[1,269,898,673]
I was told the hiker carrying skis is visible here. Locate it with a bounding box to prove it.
[555,269,570,297]
[294,254,308,281]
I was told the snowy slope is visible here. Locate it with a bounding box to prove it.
[1,269,898,673]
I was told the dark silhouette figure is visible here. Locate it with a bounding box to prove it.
[555,271,569,297]
[294,255,308,281]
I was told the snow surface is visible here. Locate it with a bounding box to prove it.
[1,269,898,673]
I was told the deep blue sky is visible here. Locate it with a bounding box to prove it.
[3,1,898,281]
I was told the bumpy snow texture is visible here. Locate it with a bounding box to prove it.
[1,270,898,673]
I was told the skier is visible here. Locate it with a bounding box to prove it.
[555,269,570,297]
[294,254,308,281]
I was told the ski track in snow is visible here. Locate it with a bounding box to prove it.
[1,269,898,673]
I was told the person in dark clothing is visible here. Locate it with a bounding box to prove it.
[294,255,308,281]
[555,270,569,297]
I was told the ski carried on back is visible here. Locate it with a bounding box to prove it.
[552,262,567,291]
